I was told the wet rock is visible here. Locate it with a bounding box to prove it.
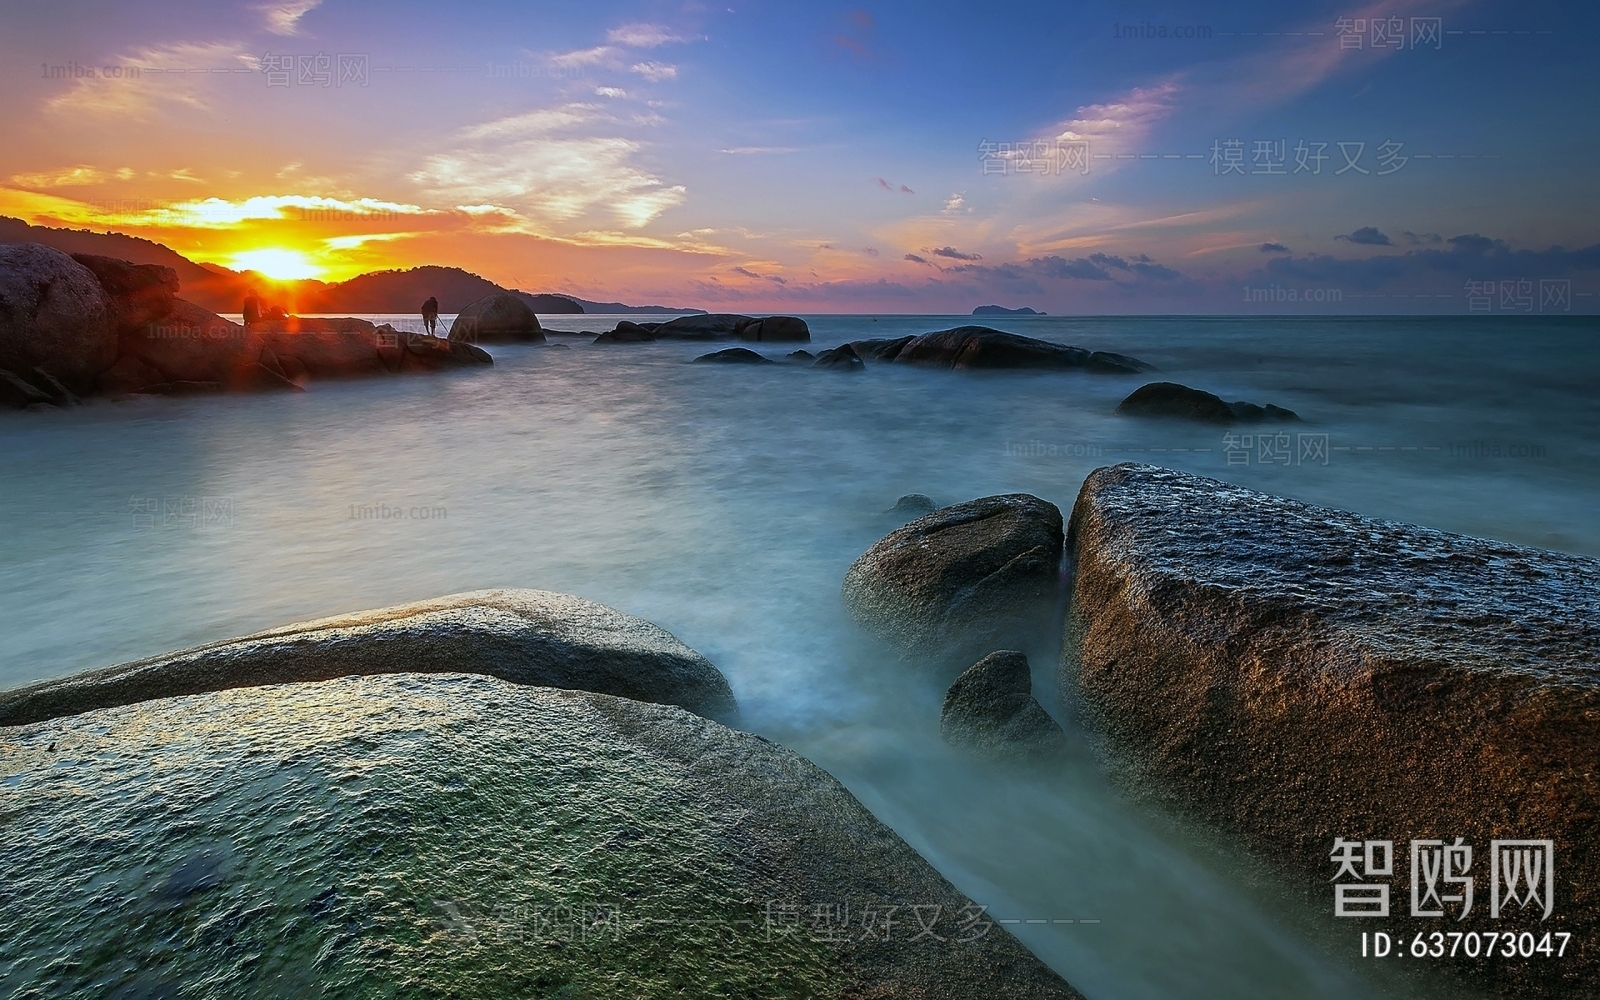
[1086,351,1157,374]
[0,589,737,726]
[0,368,56,408]
[1114,382,1298,423]
[654,313,752,340]
[447,292,545,343]
[593,320,658,344]
[0,675,1084,999]
[692,347,773,365]
[892,326,1153,373]
[941,651,1066,758]
[738,316,811,343]
[811,344,864,371]
[0,243,118,395]
[1062,463,1600,998]
[784,349,815,362]
[843,494,1064,664]
[847,336,915,363]
[885,494,938,517]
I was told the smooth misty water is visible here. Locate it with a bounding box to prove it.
[2,314,1597,999]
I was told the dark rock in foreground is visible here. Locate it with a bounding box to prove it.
[447,292,545,343]
[0,243,118,393]
[0,589,736,726]
[1115,381,1298,422]
[1062,463,1600,999]
[811,344,864,371]
[942,650,1066,758]
[692,347,773,365]
[1,675,1083,999]
[785,349,815,362]
[891,327,1155,373]
[843,494,1064,665]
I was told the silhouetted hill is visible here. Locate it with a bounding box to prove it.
[0,217,704,316]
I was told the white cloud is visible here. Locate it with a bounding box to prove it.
[943,192,968,214]
[411,105,686,231]
[548,46,619,69]
[1051,82,1181,148]
[594,86,629,98]
[630,61,677,82]
[718,146,800,155]
[257,0,322,35]
[606,23,696,47]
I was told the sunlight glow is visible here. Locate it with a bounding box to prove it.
[229,248,324,281]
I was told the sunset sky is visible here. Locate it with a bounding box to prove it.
[2,0,1595,312]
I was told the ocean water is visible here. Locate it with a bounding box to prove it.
[2,314,1597,999]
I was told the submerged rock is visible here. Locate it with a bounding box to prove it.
[942,651,1066,758]
[0,676,1082,999]
[843,494,1064,664]
[593,320,658,344]
[654,313,751,339]
[692,347,773,365]
[885,493,938,517]
[811,344,864,371]
[447,292,545,343]
[892,327,1153,373]
[0,589,736,726]
[1114,381,1298,422]
[1063,463,1600,998]
[785,349,815,362]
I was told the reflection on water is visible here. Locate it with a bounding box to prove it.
[2,314,1594,999]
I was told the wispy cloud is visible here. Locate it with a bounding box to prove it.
[412,104,686,231]
[46,41,255,119]
[257,0,322,36]
[607,24,697,47]
[630,61,678,82]
[10,165,135,187]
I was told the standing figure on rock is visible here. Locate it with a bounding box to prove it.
[241,290,262,327]
[421,296,439,336]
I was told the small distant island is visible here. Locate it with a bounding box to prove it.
[973,305,1045,316]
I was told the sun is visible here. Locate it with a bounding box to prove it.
[229,248,324,281]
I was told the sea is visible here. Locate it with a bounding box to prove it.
[2,313,1596,999]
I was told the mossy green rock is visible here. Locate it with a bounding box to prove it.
[0,673,1082,999]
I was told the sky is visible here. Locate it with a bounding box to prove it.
[1,0,1596,313]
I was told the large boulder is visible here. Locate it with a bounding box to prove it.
[892,327,1153,373]
[0,675,1083,999]
[1115,382,1298,422]
[0,242,118,394]
[0,589,736,726]
[738,316,811,343]
[68,252,179,335]
[1063,463,1600,999]
[941,650,1066,758]
[842,494,1064,664]
[848,335,915,362]
[653,313,752,339]
[111,299,293,393]
[447,292,545,343]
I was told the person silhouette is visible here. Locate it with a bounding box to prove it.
[421,296,439,336]
[242,290,262,327]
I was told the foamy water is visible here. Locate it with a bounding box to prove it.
[3,314,1596,999]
